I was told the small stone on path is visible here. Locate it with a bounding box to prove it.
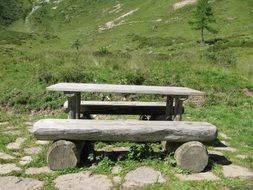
[0,122,9,126]
[213,147,237,152]
[113,176,122,184]
[236,155,248,159]
[0,163,21,174]
[222,164,253,178]
[0,176,43,190]
[208,150,224,156]
[19,156,33,165]
[220,141,227,146]
[0,151,14,160]
[112,166,122,175]
[176,172,219,181]
[54,172,113,190]
[24,147,42,155]
[122,166,166,189]
[3,130,21,135]
[36,140,49,145]
[219,132,231,140]
[6,137,26,150]
[25,166,53,175]
[24,122,34,126]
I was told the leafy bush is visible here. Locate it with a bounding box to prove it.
[206,47,236,66]
[126,71,145,85]
[0,0,27,26]
[71,39,81,50]
[93,46,112,56]
[37,71,55,84]
[127,144,153,161]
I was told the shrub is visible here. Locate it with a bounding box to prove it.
[127,144,153,160]
[37,71,55,84]
[126,71,145,85]
[206,47,236,66]
[93,46,112,56]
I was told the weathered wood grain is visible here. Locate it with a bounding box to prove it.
[32,119,217,142]
[47,83,204,96]
[175,141,209,173]
[47,140,85,170]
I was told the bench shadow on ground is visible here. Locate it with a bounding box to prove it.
[205,139,232,171]
[79,142,168,167]
[205,154,232,171]
[206,139,227,147]
[79,140,232,171]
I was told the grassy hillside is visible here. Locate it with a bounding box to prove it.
[0,0,253,189]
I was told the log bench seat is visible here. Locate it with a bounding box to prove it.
[32,119,217,142]
[31,119,217,172]
[63,101,184,116]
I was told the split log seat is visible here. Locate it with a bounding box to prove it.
[32,119,217,172]
[32,119,217,142]
[63,101,184,116]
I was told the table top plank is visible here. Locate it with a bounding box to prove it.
[47,83,204,96]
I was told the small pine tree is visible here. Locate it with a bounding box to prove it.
[189,0,217,44]
[72,39,81,51]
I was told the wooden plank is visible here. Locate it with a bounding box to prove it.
[165,96,174,120]
[32,119,217,142]
[75,92,81,119]
[64,101,166,107]
[174,97,184,121]
[63,101,177,115]
[66,93,76,119]
[47,83,204,96]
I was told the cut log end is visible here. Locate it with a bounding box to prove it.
[47,140,85,170]
[175,141,208,173]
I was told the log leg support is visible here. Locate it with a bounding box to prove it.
[65,92,81,119]
[47,140,85,170]
[174,141,209,173]
[162,96,188,152]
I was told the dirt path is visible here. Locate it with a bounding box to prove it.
[99,8,139,31]
[173,0,197,10]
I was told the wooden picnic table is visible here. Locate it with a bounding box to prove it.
[47,83,204,120]
[33,83,216,172]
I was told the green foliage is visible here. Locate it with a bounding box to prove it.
[0,0,25,26]
[206,47,236,66]
[189,0,217,43]
[71,39,81,50]
[127,144,153,161]
[32,3,53,32]
[93,46,112,56]
[0,30,33,45]
[130,34,187,48]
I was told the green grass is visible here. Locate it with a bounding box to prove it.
[0,0,253,189]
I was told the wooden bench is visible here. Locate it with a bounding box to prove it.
[63,101,184,116]
[32,119,217,172]
[35,83,210,172]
